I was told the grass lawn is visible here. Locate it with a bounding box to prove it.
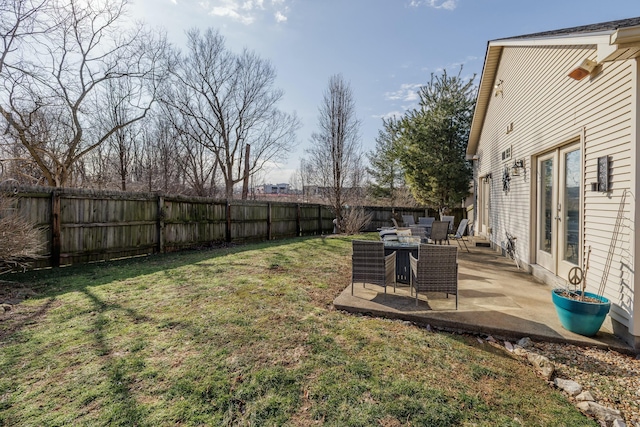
[0,235,596,426]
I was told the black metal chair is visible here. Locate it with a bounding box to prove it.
[429,221,450,245]
[402,215,416,226]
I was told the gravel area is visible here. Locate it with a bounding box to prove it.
[532,341,640,426]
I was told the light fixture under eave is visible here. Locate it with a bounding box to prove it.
[568,59,597,81]
[494,79,504,97]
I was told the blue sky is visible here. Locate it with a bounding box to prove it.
[130,0,640,184]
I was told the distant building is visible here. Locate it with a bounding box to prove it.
[255,183,290,195]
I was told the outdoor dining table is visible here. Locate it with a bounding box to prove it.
[383,241,420,284]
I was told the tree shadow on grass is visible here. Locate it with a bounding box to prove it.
[1,236,347,352]
[8,236,333,294]
[81,287,150,424]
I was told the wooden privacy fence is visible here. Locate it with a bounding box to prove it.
[2,186,335,269]
[1,185,467,270]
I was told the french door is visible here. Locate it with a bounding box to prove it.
[536,144,581,278]
[480,177,491,235]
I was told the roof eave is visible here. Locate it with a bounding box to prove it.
[466,26,640,158]
[466,43,502,158]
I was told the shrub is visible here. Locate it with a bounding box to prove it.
[0,194,44,274]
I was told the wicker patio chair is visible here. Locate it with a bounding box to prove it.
[409,244,458,308]
[429,221,450,245]
[451,218,470,252]
[351,240,396,295]
[402,215,416,226]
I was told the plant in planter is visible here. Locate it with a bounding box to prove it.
[551,247,611,337]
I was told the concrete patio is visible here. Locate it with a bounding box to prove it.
[334,243,636,354]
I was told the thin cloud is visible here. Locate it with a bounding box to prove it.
[204,0,291,24]
[409,0,458,11]
[372,111,405,121]
[384,83,422,102]
[274,11,287,22]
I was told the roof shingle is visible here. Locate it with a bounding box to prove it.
[496,16,640,41]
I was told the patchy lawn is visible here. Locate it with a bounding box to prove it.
[0,236,595,426]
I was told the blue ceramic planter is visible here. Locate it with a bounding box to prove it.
[552,289,611,337]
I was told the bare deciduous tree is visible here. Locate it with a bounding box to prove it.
[306,74,366,233]
[132,118,182,194]
[165,28,299,200]
[0,0,168,187]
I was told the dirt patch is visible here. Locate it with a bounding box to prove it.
[0,280,38,306]
[555,290,604,304]
[0,280,58,340]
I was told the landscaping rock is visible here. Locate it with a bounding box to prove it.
[1,303,11,313]
[576,401,623,425]
[527,352,554,380]
[554,378,582,396]
[517,337,533,348]
[504,341,514,352]
[612,419,627,427]
[513,346,529,357]
[576,390,595,402]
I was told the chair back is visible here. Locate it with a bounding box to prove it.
[418,216,435,227]
[454,218,469,238]
[352,240,384,259]
[409,226,427,242]
[430,221,449,243]
[402,215,416,226]
[441,215,455,232]
[413,244,458,293]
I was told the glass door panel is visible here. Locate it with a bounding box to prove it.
[558,146,581,278]
[537,153,556,272]
[540,158,554,254]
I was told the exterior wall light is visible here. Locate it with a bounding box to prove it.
[568,59,597,80]
[511,159,524,176]
[494,79,504,97]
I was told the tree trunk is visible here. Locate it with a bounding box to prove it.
[242,144,250,200]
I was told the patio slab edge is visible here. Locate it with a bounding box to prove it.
[334,289,636,355]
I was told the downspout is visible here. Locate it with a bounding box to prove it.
[631,58,640,344]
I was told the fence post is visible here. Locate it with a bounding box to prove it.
[157,194,165,253]
[50,190,61,267]
[296,204,301,237]
[317,205,322,235]
[267,202,272,241]
[226,200,232,243]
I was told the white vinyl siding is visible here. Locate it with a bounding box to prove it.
[475,44,636,334]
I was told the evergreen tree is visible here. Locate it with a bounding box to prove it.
[397,68,476,213]
[366,118,404,203]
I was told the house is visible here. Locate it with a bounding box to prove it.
[466,17,640,349]
[255,183,290,195]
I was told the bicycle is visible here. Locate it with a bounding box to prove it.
[505,231,520,269]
